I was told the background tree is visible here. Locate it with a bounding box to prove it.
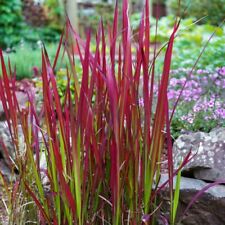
[64,0,79,30]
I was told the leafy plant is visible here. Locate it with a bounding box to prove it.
[167,67,225,138]
[167,0,225,25]
[0,0,61,50]
[79,2,114,34]
[3,43,62,80]
[0,0,191,224]
[152,17,225,73]
[22,26,61,45]
[0,0,24,48]
[44,0,65,30]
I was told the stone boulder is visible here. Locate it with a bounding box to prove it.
[173,127,225,182]
[159,174,225,225]
[0,121,25,180]
[0,91,28,121]
[0,122,16,160]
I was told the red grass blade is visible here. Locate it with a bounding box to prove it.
[25,183,52,224]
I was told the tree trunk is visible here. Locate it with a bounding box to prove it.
[65,0,78,31]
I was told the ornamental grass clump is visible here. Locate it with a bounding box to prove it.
[0,0,190,224]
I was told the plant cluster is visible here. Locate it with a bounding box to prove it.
[167,0,225,25]
[1,1,223,224]
[79,2,114,34]
[0,0,24,48]
[169,67,225,138]
[0,1,186,224]
[150,17,225,73]
[44,0,65,30]
[131,15,224,70]
[4,43,63,80]
[138,66,225,139]
[171,34,225,72]
[0,0,61,50]
[151,16,224,43]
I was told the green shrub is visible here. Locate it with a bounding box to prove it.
[44,0,65,30]
[167,0,225,25]
[171,34,225,71]
[153,17,225,73]
[0,0,24,48]
[0,0,61,50]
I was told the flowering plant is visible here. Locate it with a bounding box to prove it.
[169,67,225,137]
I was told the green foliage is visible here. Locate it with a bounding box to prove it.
[172,170,181,225]
[171,35,225,71]
[79,2,114,33]
[0,0,24,48]
[130,12,143,31]
[153,17,225,73]
[44,0,65,31]
[5,43,59,80]
[55,63,82,102]
[22,26,61,45]
[0,0,61,49]
[167,0,225,25]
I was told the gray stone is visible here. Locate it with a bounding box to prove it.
[173,127,225,182]
[0,103,3,120]
[0,121,15,160]
[0,91,29,121]
[0,121,25,181]
[159,174,225,225]
[193,168,224,181]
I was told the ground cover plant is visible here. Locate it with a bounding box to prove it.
[158,67,225,138]
[138,66,225,140]
[1,0,222,224]
[167,0,225,25]
[131,15,225,72]
[170,67,225,136]
[3,43,60,80]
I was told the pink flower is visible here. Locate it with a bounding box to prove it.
[193,105,201,112]
[207,100,214,108]
[187,117,194,124]
[218,67,225,76]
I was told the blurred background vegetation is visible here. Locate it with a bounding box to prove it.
[0,0,224,79]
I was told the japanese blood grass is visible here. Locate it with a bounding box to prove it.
[0,54,40,223]
[0,0,189,224]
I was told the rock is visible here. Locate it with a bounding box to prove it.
[0,91,28,121]
[0,159,16,182]
[159,174,225,225]
[0,103,4,121]
[173,127,225,182]
[193,168,224,181]
[0,121,25,180]
[0,122,16,160]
